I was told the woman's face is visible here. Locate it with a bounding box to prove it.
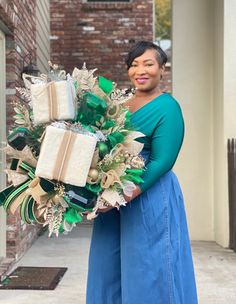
[128,49,165,93]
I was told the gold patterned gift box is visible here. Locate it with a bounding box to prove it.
[35,126,97,187]
[30,80,76,125]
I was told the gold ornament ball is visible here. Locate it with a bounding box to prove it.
[89,169,99,181]
[108,105,117,115]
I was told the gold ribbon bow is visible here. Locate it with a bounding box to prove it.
[26,177,50,204]
[101,169,123,189]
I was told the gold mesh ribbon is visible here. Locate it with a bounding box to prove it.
[101,170,122,189]
[53,130,77,182]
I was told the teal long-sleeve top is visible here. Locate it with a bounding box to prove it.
[131,93,184,192]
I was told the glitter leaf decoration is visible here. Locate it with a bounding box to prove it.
[72,63,97,93]
[16,87,32,103]
[12,101,33,129]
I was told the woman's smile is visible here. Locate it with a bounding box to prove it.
[135,77,149,85]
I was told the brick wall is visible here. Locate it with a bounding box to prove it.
[161,64,171,93]
[50,0,171,91]
[50,0,154,88]
[0,0,40,265]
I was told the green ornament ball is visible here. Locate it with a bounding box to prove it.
[98,142,109,158]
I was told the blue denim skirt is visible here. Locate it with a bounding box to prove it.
[86,152,198,304]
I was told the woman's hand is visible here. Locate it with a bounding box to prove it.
[124,186,142,202]
[98,186,142,213]
[98,205,114,213]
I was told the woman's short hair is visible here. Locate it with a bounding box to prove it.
[125,41,168,69]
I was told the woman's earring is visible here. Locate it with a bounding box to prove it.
[131,87,136,94]
[125,86,136,95]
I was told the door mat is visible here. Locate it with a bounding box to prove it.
[0,266,67,290]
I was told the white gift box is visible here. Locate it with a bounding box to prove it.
[35,126,97,187]
[31,80,76,125]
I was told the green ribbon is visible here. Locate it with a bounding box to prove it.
[62,195,92,227]
[76,92,108,125]
[98,76,113,94]
[102,119,115,129]
[124,110,133,129]
[85,92,107,114]
[3,180,31,211]
[81,124,95,133]
[125,168,144,176]
[85,183,102,194]
[0,162,43,225]
[123,174,144,184]
[0,185,15,206]
[63,208,83,225]
[28,199,39,222]
[63,195,93,213]
[7,127,30,150]
[10,158,19,171]
[107,131,125,148]
[2,161,36,211]
[123,168,144,184]
[20,195,34,224]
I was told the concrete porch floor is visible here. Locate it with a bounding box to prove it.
[0,225,236,304]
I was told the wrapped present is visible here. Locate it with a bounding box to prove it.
[31,80,76,124]
[35,126,97,186]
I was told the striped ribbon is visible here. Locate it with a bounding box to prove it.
[0,162,40,223]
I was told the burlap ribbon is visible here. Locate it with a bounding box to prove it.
[47,82,58,120]
[3,145,38,168]
[35,82,58,121]
[53,130,77,182]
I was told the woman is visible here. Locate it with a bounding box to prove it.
[86,41,198,304]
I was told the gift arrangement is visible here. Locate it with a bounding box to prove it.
[0,62,145,236]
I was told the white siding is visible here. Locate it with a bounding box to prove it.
[36,0,50,74]
[0,30,6,258]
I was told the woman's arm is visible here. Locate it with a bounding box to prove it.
[99,100,184,211]
[139,101,184,193]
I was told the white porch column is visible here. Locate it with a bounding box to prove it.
[0,29,6,258]
[172,0,236,247]
[172,0,214,241]
[215,0,236,246]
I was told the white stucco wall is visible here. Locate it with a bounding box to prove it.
[172,0,236,246]
[213,0,228,247]
[172,0,214,241]
[212,0,236,247]
[224,0,236,139]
